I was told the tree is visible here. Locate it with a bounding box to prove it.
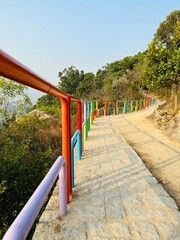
[58,66,84,94]
[144,10,180,111]
[0,77,32,125]
[101,53,145,100]
[95,69,106,90]
[34,94,60,116]
[105,55,140,78]
[76,72,95,99]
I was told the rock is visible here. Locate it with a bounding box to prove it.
[148,101,180,145]
[27,109,55,120]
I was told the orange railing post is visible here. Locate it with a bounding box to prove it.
[61,97,71,203]
[67,94,72,194]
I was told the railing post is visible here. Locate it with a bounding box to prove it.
[78,101,82,156]
[116,101,118,114]
[114,101,116,115]
[143,98,146,108]
[96,100,99,117]
[77,132,81,160]
[71,139,75,188]
[130,100,133,112]
[87,102,90,131]
[61,97,71,203]
[92,101,95,122]
[135,100,138,111]
[67,94,72,194]
[84,102,87,139]
[139,99,142,110]
[123,100,127,113]
[90,101,93,126]
[59,162,67,216]
[105,100,108,116]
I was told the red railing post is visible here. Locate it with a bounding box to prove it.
[61,97,71,203]
[105,101,108,116]
[78,101,82,155]
[114,101,116,114]
[96,101,99,117]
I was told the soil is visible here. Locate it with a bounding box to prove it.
[116,103,180,209]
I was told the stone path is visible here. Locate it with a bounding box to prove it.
[114,106,180,209]
[33,115,180,240]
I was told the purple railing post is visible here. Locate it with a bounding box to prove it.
[59,162,67,216]
[78,101,82,156]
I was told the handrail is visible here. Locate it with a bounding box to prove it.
[3,156,66,240]
[0,50,81,102]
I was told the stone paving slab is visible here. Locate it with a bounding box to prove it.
[33,115,180,240]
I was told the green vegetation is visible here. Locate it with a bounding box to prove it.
[0,77,32,126]
[144,10,180,111]
[58,53,145,101]
[0,9,179,239]
[57,11,179,110]
[0,115,62,238]
[33,94,60,116]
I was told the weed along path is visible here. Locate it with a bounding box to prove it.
[33,106,180,240]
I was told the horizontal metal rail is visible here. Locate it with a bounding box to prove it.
[0,50,80,102]
[3,156,67,240]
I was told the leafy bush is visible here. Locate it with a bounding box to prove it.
[0,115,62,238]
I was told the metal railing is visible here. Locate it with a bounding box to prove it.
[0,49,155,239]
[0,49,82,204]
[3,156,66,240]
[0,49,84,238]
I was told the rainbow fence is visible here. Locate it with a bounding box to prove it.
[0,50,155,240]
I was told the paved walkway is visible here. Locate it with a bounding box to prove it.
[33,115,180,240]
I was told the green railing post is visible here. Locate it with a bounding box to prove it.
[116,101,118,114]
[135,100,138,111]
[130,100,133,112]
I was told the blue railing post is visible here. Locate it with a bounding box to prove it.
[123,100,127,113]
[77,132,81,160]
[71,130,81,188]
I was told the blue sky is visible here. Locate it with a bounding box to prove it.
[1,0,179,103]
